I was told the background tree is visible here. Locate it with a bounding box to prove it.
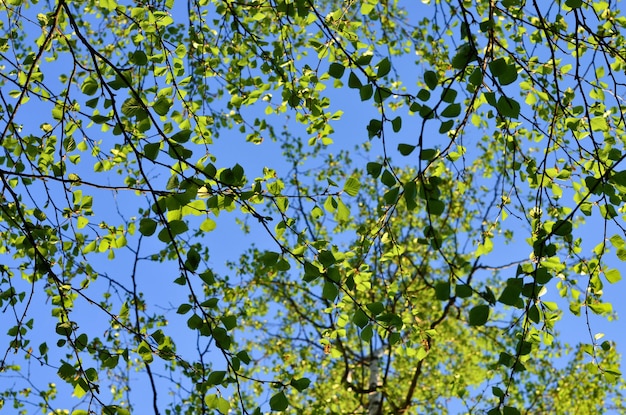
[0,0,625,414]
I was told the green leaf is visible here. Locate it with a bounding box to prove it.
[322,281,338,301]
[424,70,438,89]
[360,324,373,342]
[435,282,450,301]
[81,77,99,95]
[324,196,337,213]
[455,284,473,298]
[153,96,172,116]
[186,249,201,271]
[398,144,415,156]
[439,120,454,133]
[328,63,345,78]
[451,43,477,69]
[492,387,505,398]
[469,305,490,326]
[176,304,192,314]
[269,391,289,411]
[360,1,375,14]
[137,340,153,363]
[498,279,523,307]
[366,302,385,315]
[75,333,88,351]
[200,218,216,232]
[343,177,360,196]
[143,142,160,160]
[367,118,383,138]
[552,219,572,236]
[206,371,226,386]
[426,199,445,216]
[187,314,203,329]
[90,114,110,124]
[403,180,417,211]
[360,84,373,101]
[366,162,382,178]
[131,50,148,65]
[376,57,391,78]
[420,148,438,160]
[604,269,621,284]
[391,116,402,132]
[503,406,521,415]
[588,302,613,315]
[237,350,251,365]
[139,218,157,236]
[489,58,518,85]
[417,89,431,101]
[565,0,582,7]
[336,198,350,223]
[168,220,188,236]
[373,87,392,103]
[290,377,311,392]
[303,261,321,282]
[205,394,230,414]
[121,97,149,120]
[384,186,400,205]
[440,103,461,118]
[221,315,237,330]
[318,250,335,267]
[355,53,373,66]
[441,88,458,103]
[99,0,117,11]
[170,130,192,143]
[381,169,396,187]
[352,308,369,328]
[497,96,520,118]
[469,67,483,86]
[348,72,362,89]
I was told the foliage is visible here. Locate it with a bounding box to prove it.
[0,0,625,413]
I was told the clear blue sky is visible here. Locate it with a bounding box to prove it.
[0,0,624,413]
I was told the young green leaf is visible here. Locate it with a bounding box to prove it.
[343,177,360,196]
[604,269,622,284]
[205,394,230,414]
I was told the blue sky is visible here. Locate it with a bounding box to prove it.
[1,0,625,413]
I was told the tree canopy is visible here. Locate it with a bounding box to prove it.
[1,0,625,413]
